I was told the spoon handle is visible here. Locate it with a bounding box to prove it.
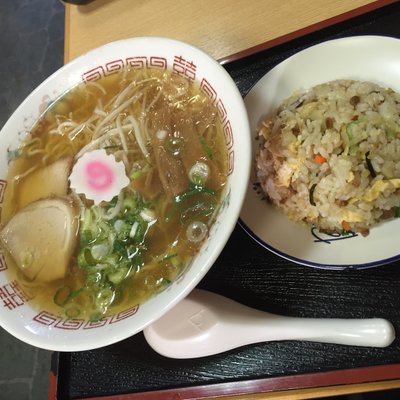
[204,290,395,348]
[248,315,395,347]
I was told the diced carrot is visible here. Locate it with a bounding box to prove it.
[314,153,327,164]
[341,220,352,231]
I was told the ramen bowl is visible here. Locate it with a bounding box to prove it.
[0,37,251,351]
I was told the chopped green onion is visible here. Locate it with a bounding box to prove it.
[65,306,81,319]
[387,128,397,140]
[54,286,72,307]
[73,289,95,307]
[86,272,102,285]
[132,220,148,244]
[345,119,367,147]
[95,288,115,313]
[174,182,216,203]
[81,209,93,232]
[164,203,178,223]
[90,243,111,261]
[78,247,97,267]
[108,268,129,285]
[200,137,213,160]
[130,170,144,180]
[80,230,93,246]
[123,195,136,211]
[74,188,160,318]
[160,253,178,262]
[113,240,127,255]
[109,195,119,207]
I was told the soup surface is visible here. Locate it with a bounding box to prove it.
[0,67,228,320]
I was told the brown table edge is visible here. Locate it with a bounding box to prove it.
[48,363,400,400]
[63,0,398,65]
[218,0,398,64]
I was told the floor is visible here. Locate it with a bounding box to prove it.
[0,1,400,400]
[0,1,65,399]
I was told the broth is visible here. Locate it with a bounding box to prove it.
[1,68,228,320]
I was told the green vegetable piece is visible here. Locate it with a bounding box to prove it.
[200,137,213,160]
[78,248,97,268]
[80,230,93,246]
[174,182,216,203]
[387,128,397,140]
[86,272,102,286]
[345,118,366,147]
[109,195,119,208]
[113,240,127,255]
[164,203,178,223]
[131,219,148,244]
[123,195,137,211]
[189,181,216,195]
[131,251,145,271]
[130,169,144,180]
[108,268,128,285]
[116,222,132,240]
[95,287,115,313]
[65,306,81,319]
[54,286,72,306]
[103,254,120,266]
[161,253,178,262]
[73,288,95,307]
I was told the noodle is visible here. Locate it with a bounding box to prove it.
[0,67,228,320]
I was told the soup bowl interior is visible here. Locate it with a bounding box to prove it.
[0,37,251,351]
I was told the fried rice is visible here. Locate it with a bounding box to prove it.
[255,79,400,236]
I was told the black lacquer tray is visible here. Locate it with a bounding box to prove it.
[52,3,400,399]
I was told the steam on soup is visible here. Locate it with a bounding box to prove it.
[0,68,228,320]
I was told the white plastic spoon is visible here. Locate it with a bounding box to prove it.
[143,289,395,359]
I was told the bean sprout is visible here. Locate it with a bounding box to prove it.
[126,115,148,157]
[93,91,143,138]
[116,115,128,152]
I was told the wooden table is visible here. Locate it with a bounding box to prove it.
[61,1,400,399]
[64,0,393,64]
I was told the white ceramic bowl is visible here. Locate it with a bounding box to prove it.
[240,35,400,269]
[0,37,251,351]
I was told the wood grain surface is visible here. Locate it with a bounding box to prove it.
[64,0,389,63]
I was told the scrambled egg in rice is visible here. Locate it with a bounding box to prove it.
[255,79,400,235]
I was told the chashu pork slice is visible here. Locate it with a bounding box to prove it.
[0,198,79,282]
